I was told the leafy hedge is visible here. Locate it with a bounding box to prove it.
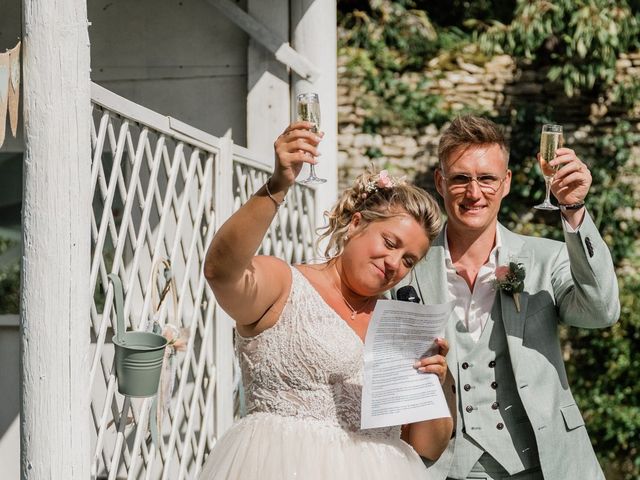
[474,0,640,97]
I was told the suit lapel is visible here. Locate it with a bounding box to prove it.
[412,230,459,368]
[497,224,532,374]
[414,230,448,306]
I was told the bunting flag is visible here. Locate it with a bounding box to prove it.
[8,42,20,138]
[0,52,9,148]
[0,41,20,149]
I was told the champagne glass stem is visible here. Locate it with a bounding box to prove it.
[534,176,559,210]
[307,124,320,180]
[544,177,553,204]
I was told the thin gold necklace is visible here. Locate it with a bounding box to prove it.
[333,282,375,320]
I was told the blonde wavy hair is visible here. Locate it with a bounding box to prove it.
[318,168,442,259]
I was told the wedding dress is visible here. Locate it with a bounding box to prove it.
[199,266,427,479]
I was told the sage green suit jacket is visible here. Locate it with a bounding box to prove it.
[396,211,619,480]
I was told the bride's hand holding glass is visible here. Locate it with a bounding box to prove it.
[271,121,323,190]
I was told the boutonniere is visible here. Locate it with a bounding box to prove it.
[494,262,526,312]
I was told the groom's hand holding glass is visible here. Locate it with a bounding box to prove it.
[545,145,591,229]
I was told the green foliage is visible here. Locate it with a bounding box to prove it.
[365,146,383,159]
[354,73,449,133]
[588,121,640,264]
[0,236,20,314]
[339,0,460,131]
[339,0,439,71]
[416,0,516,28]
[610,77,640,110]
[564,275,640,479]
[475,0,640,96]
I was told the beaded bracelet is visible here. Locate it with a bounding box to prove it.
[559,202,585,211]
[265,179,285,208]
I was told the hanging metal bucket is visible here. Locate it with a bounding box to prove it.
[109,273,168,397]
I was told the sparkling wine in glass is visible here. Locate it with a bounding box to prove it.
[534,124,563,210]
[296,93,326,185]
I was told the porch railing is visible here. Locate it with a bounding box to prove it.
[89,83,318,479]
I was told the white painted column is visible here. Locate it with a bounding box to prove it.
[21,1,91,479]
[247,0,290,155]
[291,0,338,222]
[213,133,235,436]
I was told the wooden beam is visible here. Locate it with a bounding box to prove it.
[206,0,320,81]
[0,314,19,327]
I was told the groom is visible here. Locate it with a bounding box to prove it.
[399,116,619,480]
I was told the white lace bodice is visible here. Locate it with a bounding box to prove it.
[236,266,399,439]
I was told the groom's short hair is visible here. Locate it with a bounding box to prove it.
[438,115,510,167]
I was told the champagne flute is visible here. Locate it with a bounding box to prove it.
[534,124,563,210]
[296,93,326,185]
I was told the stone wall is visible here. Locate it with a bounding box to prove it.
[337,51,640,192]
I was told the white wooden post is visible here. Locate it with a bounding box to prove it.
[247,0,290,155]
[20,0,91,478]
[291,0,338,220]
[214,132,235,436]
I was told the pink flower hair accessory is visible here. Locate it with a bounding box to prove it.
[363,170,405,197]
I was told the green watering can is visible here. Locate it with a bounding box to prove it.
[108,273,168,397]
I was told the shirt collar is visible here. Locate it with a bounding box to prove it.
[443,225,502,270]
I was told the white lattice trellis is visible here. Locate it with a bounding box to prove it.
[232,161,317,261]
[89,83,318,479]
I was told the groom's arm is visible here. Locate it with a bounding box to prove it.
[547,147,619,328]
[552,209,620,328]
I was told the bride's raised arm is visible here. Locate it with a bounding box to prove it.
[203,122,322,328]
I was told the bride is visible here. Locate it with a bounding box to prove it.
[200,121,453,479]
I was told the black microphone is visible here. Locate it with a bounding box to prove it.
[396,285,421,303]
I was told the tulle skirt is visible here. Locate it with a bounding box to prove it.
[199,413,428,479]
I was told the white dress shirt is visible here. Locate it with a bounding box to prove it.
[444,227,502,342]
[444,217,582,342]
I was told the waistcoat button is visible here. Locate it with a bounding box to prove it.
[496,422,504,430]
[488,360,496,368]
[464,384,471,391]
[491,381,498,389]
[466,405,473,413]
[462,362,469,369]
[452,384,456,394]
[491,402,499,410]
